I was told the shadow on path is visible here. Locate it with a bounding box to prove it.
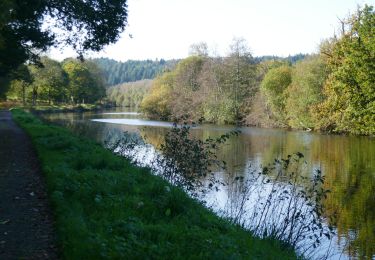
[0,110,58,259]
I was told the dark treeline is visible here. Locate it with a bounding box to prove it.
[141,5,375,135]
[254,54,307,64]
[6,57,106,105]
[92,58,179,86]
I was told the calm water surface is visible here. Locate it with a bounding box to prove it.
[41,109,375,259]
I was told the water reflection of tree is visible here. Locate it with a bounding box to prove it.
[139,126,169,148]
[142,125,375,258]
[265,132,375,258]
[218,129,375,259]
[320,137,375,258]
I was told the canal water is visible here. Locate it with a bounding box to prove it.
[40,109,375,259]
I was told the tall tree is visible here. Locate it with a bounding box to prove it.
[316,5,375,135]
[141,72,174,120]
[62,59,98,104]
[188,42,209,57]
[223,37,257,123]
[285,55,327,129]
[0,0,128,96]
[29,57,68,104]
[170,56,206,119]
[260,65,292,124]
[6,65,32,105]
[84,60,106,102]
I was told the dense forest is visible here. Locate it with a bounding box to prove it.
[140,5,375,135]
[6,57,106,105]
[139,43,318,125]
[91,58,178,86]
[107,79,152,108]
[105,54,306,110]
[253,54,307,64]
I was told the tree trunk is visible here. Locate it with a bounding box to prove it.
[22,83,26,106]
[32,89,37,106]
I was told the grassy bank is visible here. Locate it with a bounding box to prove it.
[0,101,111,113]
[12,109,297,259]
[28,104,109,113]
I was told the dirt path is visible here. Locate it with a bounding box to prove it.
[0,110,58,259]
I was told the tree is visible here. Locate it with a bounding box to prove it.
[188,42,209,57]
[0,0,128,96]
[29,57,68,104]
[260,65,292,124]
[245,59,290,128]
[141,72,174,120]
[84,60,106,102]
[5,65,32,105]
[316,5,375,135]
[222,37,257,123]
[171,56,206,119]
[285,55,327,129]
[174,56,205,92]
[62,59,105,104]
[140,39,258,124]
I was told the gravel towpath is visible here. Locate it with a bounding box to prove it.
[0,110,58,259]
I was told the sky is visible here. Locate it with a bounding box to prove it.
[47,0,372,61]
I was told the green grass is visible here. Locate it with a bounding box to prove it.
[12,109,297,259]
[27,103,104,112]
[1,101,106,112]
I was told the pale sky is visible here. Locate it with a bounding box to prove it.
[47,0,372,61]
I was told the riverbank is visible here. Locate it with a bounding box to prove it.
[7,101,365,137]
[0,101,114,113]
[29,104,111,113]
[12,109,297,259]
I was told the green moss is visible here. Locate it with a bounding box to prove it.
[12,109,298,259]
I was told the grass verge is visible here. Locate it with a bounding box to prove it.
[12,109,297,259]
[0,101,110,112]
[27,103,107,113]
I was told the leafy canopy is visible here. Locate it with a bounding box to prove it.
[285,55,327,129]
[260,65,292,123]
[0,0,128,95]
[316,5,375,135]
